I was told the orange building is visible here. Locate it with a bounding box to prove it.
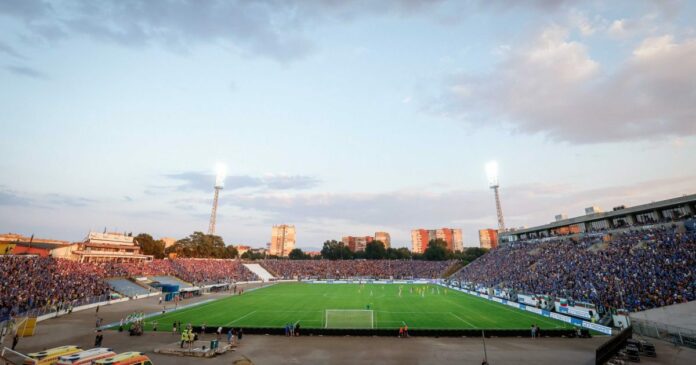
[235,245,251,256]
[1,233,72,257]
[341,236,374,252]
[411,228,463,253]
[478,229,499,249]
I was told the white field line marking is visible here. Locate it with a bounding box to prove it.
[444,293,561,328]
[374,311,450,314]
[225,310,258,326]
[450,312,476,328]
[257,310,322,313]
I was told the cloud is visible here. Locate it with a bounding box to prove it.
[164,171,320,192]
[0,0,612,62]
[0,41,26,59]
[263,175,321,190]
[0,187,32,206]
[225,189,491,228]
[0,0,448,62]
[218,174,694,244]
[5,65,48,79]
[0,186,94,207]
[45,194,94,207]
[0,0,53,20]
[437,27,696,143]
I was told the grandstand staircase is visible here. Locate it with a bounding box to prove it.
[599,312,614,327]
[442,261,466,278]
[243,263,274,282]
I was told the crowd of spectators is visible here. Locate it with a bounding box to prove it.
[169,259,257,284]
[97,259,257,284]
[0,256,110,319]
[453,227,695,312]
[260,259,456,280]
[0,256,454,319]
[0,258,258,319]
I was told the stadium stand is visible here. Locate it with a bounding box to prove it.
[453,226,695,313]
[259,259,456,279]
[169,259,257,285]
[105,279,152,297]
[0,257,459,319]
[149,276,192,288]
[0,256,110,319]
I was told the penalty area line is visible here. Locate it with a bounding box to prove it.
[225,310,258,326]
[450,312,476,328]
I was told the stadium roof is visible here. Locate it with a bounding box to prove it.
[501,193,696,238]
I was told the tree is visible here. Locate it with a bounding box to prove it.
[457,247,488,264]
[135,233,165,259]
[241,250,264,260]
[165,231,227,258]
[386,247,411,259]
[423,239,449,261]
[364,241,387,260]
[288,248,309,260]
[224,245,239,259]
[320,240,353,260]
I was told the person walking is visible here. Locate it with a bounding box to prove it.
[94,330,103,347]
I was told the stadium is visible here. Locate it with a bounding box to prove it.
[2,1,696,364]
[1,193,695,364]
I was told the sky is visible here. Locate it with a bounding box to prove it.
[1,0,695,250]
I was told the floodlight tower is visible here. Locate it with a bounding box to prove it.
[486,161,506,232]
[208,163,226,235]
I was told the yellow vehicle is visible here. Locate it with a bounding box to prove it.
[56,348,116,365]
[24,345,82,365]
[93,352,153,365]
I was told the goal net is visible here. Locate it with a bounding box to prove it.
[325,309,374,329]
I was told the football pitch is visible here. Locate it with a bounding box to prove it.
[140,283,573,331]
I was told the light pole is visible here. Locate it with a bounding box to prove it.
[486,161,506,232]
[208,163,226,235]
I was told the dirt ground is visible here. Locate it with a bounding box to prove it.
[3,287,694,365]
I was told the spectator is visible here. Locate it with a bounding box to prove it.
[453,227,695,313]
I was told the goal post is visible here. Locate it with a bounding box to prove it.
[324,310,374,329]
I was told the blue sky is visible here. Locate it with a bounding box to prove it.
[1,0,695,249]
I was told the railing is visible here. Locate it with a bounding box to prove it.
[1,346,37,364]
[7,293,115,320]
[631,318,696,349]
[595,326,632,365]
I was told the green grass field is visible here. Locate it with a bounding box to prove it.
[140,283,572,331]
